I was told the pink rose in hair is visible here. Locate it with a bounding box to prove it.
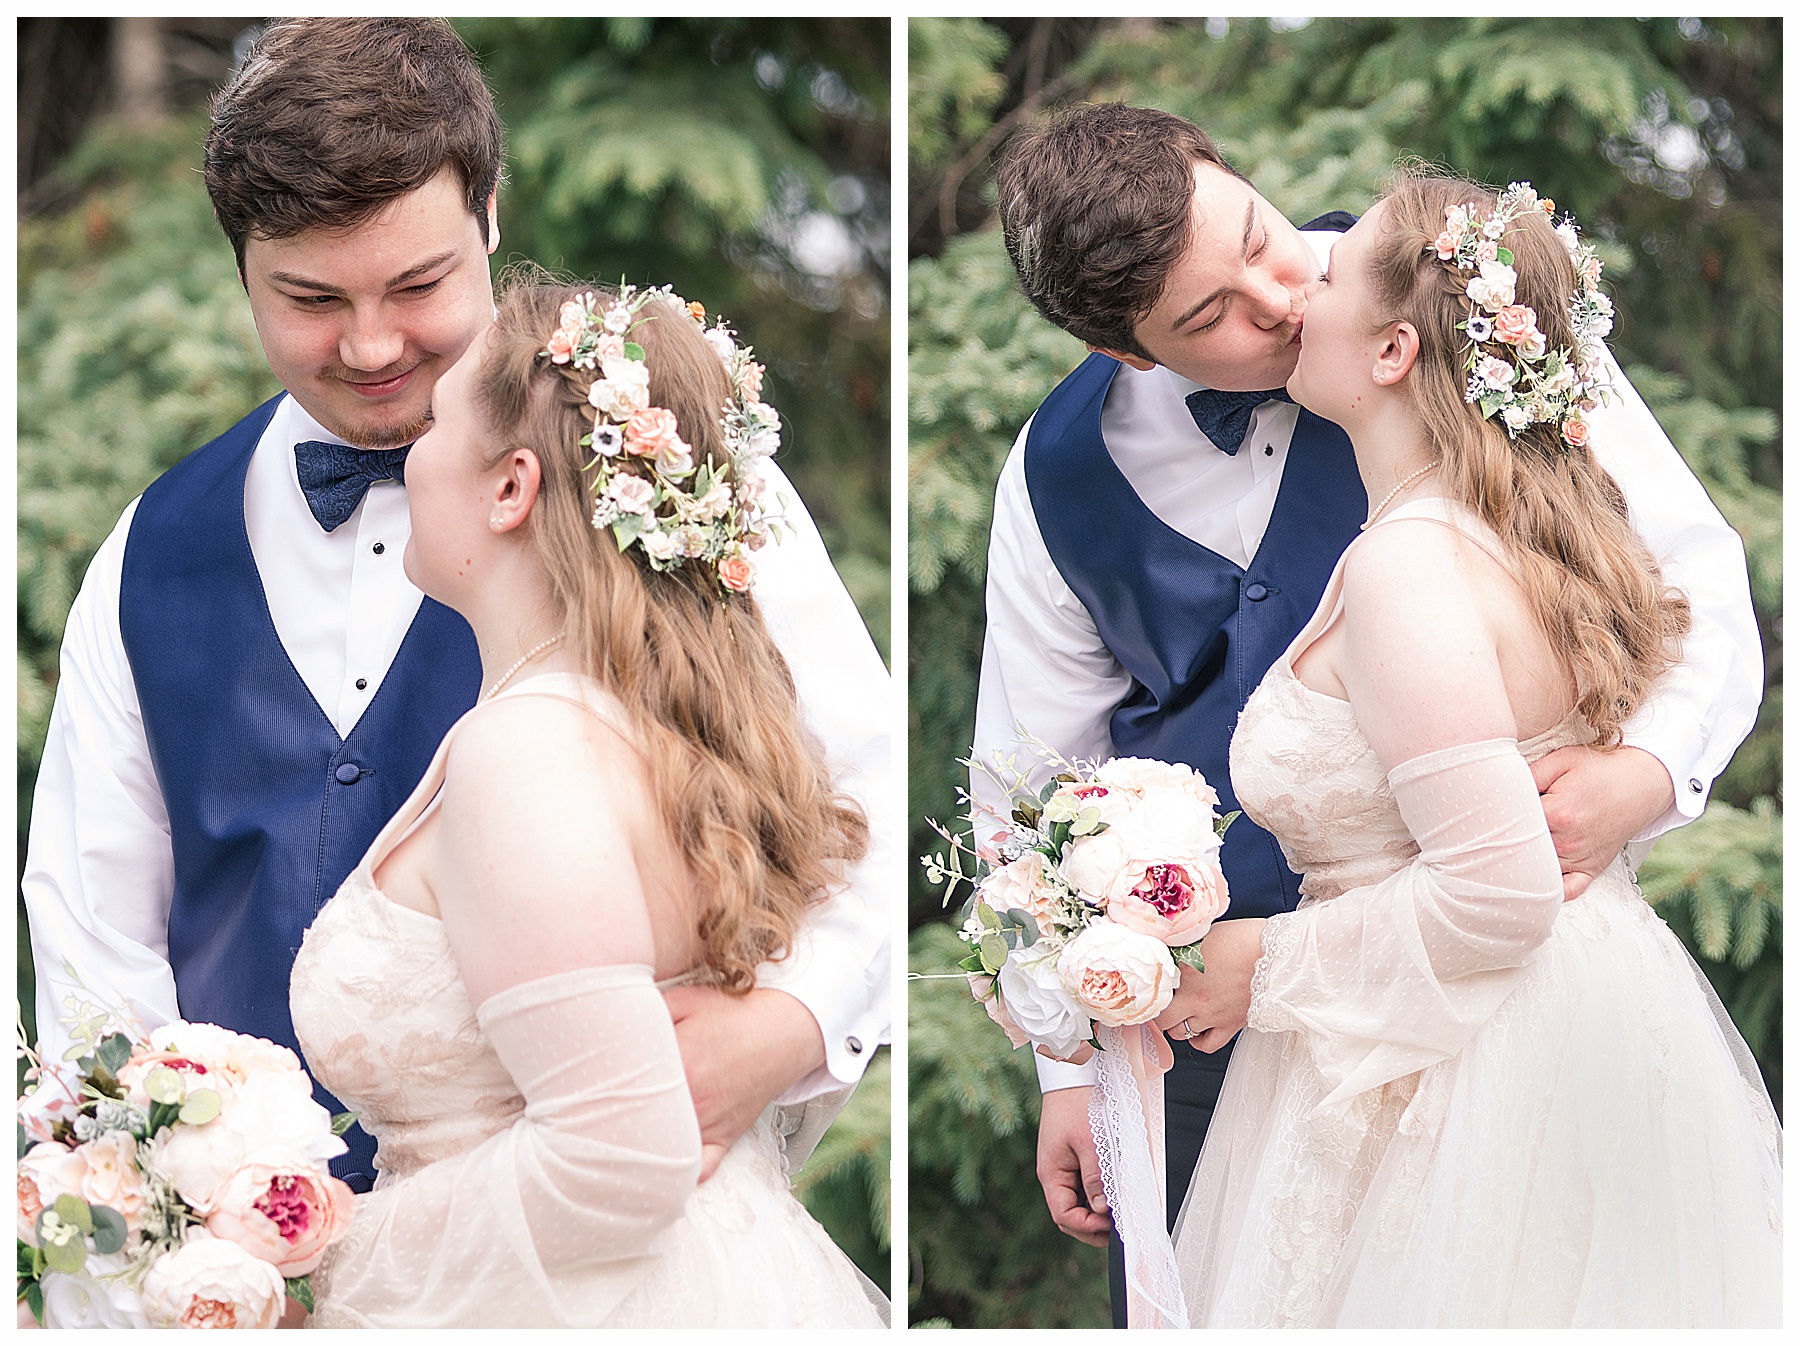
[1492,304,1539,347]
[718,552,755,592]
[593,333,626,367]
[1476,239,1499,266]
[1433,228,1459,261]
[1561,417,1590,448]
[545,328,574,364]
[606,474,656,515]
[624,408,693,473]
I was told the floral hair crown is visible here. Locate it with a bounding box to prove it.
[540,284,783,592]
[1433,181,1614,449]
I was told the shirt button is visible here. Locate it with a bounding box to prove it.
[846,1036,864,1055]
[1244,582,1269,601]
[1264,444,1274,456]
[334,763,363,784]
[1688,778,1703,793]
[372,542,385,555]
[355,678,368,691]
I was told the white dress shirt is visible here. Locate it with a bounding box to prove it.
[25,394,893,1102]
[975,231,1763,1092]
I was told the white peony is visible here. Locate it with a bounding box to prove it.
[39,1251,151,1329]
[147,1120,246,1215]
[1056,918,1177,1026]
[139,1234,285,1329]
[218,1069,345,1167]
[997,942,1093,1060]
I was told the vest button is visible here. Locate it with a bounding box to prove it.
[372,542,385,555]
[1244,581,1269,601]
[334,763,363,785]
[354,677,368,691]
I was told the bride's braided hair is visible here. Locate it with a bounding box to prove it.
[477,271,868,991]
[1368,169,1691,744]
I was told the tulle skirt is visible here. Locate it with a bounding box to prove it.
[1172,871,1782,1327]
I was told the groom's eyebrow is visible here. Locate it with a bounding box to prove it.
[1171,199,1258,332]
[267,250,461,294]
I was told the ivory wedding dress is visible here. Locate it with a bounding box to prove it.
[1172,499,1781,1327]
[288,673,886,1328]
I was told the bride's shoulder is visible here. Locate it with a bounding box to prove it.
[443,687,648,814]
[1341,508,1502,621]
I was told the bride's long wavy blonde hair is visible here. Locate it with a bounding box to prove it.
[475,273,868,991]
[1368,170,1691,743]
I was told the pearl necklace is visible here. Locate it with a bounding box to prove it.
[480,632,565,703]
[1361,460,1441,531]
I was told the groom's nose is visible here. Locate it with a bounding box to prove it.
[1246,273,1298,327]
[338,309,407,374]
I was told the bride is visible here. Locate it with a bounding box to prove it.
[287,279,886,1327]
[1171,173,1781,1326]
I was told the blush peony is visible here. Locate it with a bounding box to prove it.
[206,1148,354,1276]
[19,1142,88,1242]
[1106,854,1230,947]
[976,851,1061,933]
[1056,919,1176,1026]
[139,1235,286,1330]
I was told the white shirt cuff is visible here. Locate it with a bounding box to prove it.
[1035,1052,1099,1093]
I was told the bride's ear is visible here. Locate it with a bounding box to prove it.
[489,448,542,534]
[1371,320,1420,387]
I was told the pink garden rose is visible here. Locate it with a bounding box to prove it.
[545,327,574,364]
[75,1130,146,1233]
[206,1149,354,1277]
[19,1142,87,1242]
[1562,417,1590,448]
[606,474,656,516]
[976,851,1060,934]
[1106,854,1230,947]
[593,332,626,366]
[139,1235,286,1330]
[1475,239,1499,265]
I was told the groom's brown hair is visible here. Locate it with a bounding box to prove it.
[203,17,504,274]
[996,103,1242,359]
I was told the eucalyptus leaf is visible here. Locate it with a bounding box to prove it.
[179,1089,222,1126]
[285,1276,316,1314]
[330,1111,361,1138]
[1038,780,1059,805]
[42,1235,86,1276]
[611,512,645,550]
[975,901,999,929]
[978,934,1008,975]
[88,1205,127,1256]
[96,1033,132,1076]
[52,1195,93,1234]
[18,1122,31,1161]
[143,1066,184,1106]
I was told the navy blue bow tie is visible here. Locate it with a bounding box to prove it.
[1184,386,1294,456]
[294,440,411,532]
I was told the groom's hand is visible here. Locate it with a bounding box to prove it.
[1151,917,1266,1053]
[1531,745,1673,900]
[663,986,826,1181]
[1037,1086,1111,1246]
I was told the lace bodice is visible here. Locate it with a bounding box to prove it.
[1229,497,1591,903]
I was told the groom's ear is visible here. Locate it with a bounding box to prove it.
[1087,342,1157,373]
[490,447,541,534]
[1371,321,1420,387]
[482,190,501,257]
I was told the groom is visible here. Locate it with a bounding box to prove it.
[979,103,1761,1324]
[23,18,891,1192]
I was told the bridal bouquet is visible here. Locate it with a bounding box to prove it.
[17,1007,355,1328]
[924,746,1236,1063]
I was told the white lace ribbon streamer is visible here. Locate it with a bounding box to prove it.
[1089,1023,1190,1329]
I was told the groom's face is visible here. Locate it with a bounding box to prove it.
[240,167,500,449]
[1124,163,1322,391]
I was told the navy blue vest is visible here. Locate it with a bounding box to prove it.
[1024,357,1366,921]
[118,395,483,1185]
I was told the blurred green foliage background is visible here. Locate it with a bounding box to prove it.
[908,16,1780,1328]
[17,16,890,1294]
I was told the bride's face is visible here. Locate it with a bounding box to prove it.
[1285,202,1390,422]
[402,326,499,606]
